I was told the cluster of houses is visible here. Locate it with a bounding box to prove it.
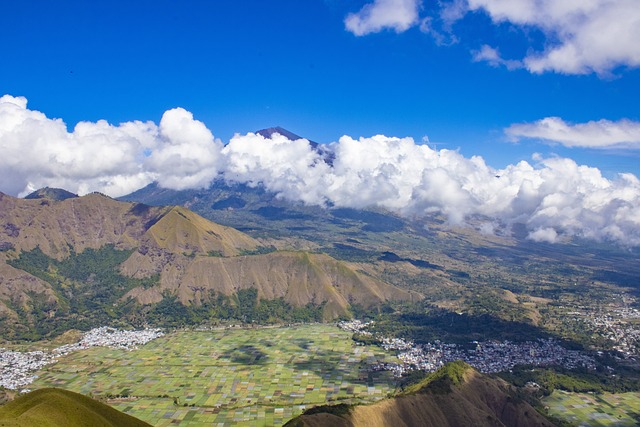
[0,350,54,391]
[338,319,597,377]
[566,297,640,357]
[1,327,164,391]
[53,327,164,355]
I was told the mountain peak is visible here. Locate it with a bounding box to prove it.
[403,360,475,395]
[24,187,78,201]
[255,127,334,165]
[256,126,304,141]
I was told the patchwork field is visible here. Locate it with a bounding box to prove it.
[29,324,399,426]
[544,390,640,426]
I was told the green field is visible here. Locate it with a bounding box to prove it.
[544,390,640,426]
[29,324,398,426]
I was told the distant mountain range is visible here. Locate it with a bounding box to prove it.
[3,126,639,343]
[116,127,640,344]
[0,191,417,340]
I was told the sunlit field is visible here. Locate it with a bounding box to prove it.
[544,390,640,427]
[30,324,398,426]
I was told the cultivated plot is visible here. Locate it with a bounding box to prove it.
[30,324,398,426]
[544,390,640,427]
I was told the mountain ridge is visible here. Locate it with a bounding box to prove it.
[0,190,418,339]
[285,361,557,427]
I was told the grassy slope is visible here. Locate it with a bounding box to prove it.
[286,362,558,427]
[0,388,151,427]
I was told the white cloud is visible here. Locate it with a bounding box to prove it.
[220,130,640,246]
[506,117,640,149]
[0,95,223,197]
[464,0,640,75]
[222,131,331,206]
[472,45,522,70]
[343,0,640,75]
[2,95,640,246]
[528,227,558,243]
[345,0,420,36]
[146,108,223,190]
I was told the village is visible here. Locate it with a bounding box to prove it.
[3,314,635,392]
[338,320,597,377]
[0,327,163,391]
[562,296,640,357]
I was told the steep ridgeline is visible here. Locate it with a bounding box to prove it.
[0,190,418,339]
[285,361,556,427]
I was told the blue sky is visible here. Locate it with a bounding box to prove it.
[2,0,639,175]
[2,0,640,245]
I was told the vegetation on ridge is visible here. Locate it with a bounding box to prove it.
[401,360,471,395]
[0,388,151,427]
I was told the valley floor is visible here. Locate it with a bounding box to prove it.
[4,323,639,426]
[26,325,398,426]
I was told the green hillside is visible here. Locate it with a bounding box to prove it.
[0,388,151,427]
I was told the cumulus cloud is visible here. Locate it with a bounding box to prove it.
[528,227,558,243]
[0,95,223,197]
[2,94,640,247]
[146,108,223,190]
[345,0,420,36]
[506,117,640,149]
[222,131,331,206]
[344,0,640,75]
[462,0,640,75]
[221,131,640,246]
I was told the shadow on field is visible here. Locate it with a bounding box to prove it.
[371,307,585,350]
[221,345,269,365]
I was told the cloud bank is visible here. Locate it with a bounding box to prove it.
[465,0,640,75]
[1,95,640,246]
[0,95,222,197]
[506,117,640,149]
[346,0,640,75]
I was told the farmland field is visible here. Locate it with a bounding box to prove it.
[544,390,640,426]
[29,324,399,426]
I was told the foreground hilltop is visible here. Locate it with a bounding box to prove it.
[0,388,151,427]
[286,361,556,427]
[0,190,417,339]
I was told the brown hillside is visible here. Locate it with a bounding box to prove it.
[286,363,556,427]
[142,206,259,256]
[0,191,259,260]
[0,191,169,259]
[122,251,417,319]
[0,263,56,324]
[0,190,420,328]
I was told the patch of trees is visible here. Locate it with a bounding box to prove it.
[5,245,329,341]
[363,301,554,346]
[6,246,160,340]
[144,289,325,327]
[238,246,277,256]
[499,365,640,394]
